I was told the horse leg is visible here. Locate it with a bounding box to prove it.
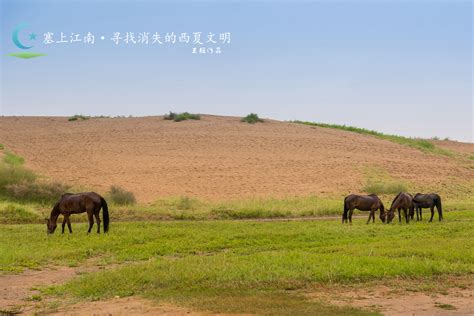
[404,208,409,223]
[398,208,401,223]
[349,209,354,224]
[437,205,443,221]
[372,209,376,223]
[366,210,372,224]
[94,212,101,234]
[419,208,422,221]
[61,217,66,234]
[87,212,94,233]
[429,206,434,222]
[66,216,72,233]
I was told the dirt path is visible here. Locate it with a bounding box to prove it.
[308,280,474,315]
[0,260,103,314]
[0,261,198,315]
[49,297,203,316]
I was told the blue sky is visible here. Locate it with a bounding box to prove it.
[1,0,472,142]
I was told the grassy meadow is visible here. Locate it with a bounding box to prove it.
[0,211,473,314]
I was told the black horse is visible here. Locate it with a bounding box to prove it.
[46,192,109,234]
[342,194,386,224]
[386,192,414,224]
[412,193,443,222]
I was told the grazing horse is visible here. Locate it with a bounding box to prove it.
[342,194,385,224]
[412,193,443,222]
[386,192,414,224]
[46,192,109,234]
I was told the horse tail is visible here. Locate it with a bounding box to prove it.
[100,196,109,232]
[435,195,443,219]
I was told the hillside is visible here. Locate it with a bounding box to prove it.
[1,115,473,202]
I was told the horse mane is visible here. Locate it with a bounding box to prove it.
[50,202,61,219]
[391,192,402,205]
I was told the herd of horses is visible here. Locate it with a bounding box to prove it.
[45,191,443,234]
[342,192,443,224]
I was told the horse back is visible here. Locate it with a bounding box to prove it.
[58,192,102,214]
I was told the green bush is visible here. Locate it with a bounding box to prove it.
[68,115,89,121]
[3,151,25,165]
[0,151,69,203]
[362,181,408,195]
[0,163,37,192]
[107,185,136,205]
[241,113,264,124]
[164,111,201,122]
[5,181,70,204]
[0,204,42,224]
[0,144,4,150]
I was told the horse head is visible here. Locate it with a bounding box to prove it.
[45,218,57,234]
[385,209,395,223]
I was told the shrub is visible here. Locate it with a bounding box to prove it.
[5,181,70,204]
[0,204,42,224]
[3,151,24,165]
[0,144,4,150]
[107,185,136,205]
[241,113,264,124]
[68,115,89,121]
[176,196,197,210]
[164,112,201,122]
[164,111,178,121]
[0,163,37,191]
[362,181,408,195]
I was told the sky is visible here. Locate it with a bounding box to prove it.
[1,0,472,142]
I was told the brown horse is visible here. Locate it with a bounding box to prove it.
[46,192,109,234]
[386,192,414,223]
[412,193,443,222]
[342,194,385,224]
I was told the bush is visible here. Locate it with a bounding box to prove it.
[107,185,136,205]
[362,181,408,195]
[0,144,4,150]
[0,204,42,224]
[0,163,37,191]
[5,181,70,204]
[176,196,197,211]
[68,115,89,121]
[3,151,25,165]
[164,112,201,122]
[241,113,264,124]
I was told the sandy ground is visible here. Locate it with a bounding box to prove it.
[0,262,199,315]
[1,116,472,202]
[308,281,474,316]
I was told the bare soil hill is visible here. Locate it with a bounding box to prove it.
[1,116,472,202]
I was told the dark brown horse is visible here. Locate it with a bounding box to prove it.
[412,193,443,222]
[342,194,385,224]
[46,192,109,234]
[386,192,414,223]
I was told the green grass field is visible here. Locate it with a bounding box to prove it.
[1,211,473,314]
